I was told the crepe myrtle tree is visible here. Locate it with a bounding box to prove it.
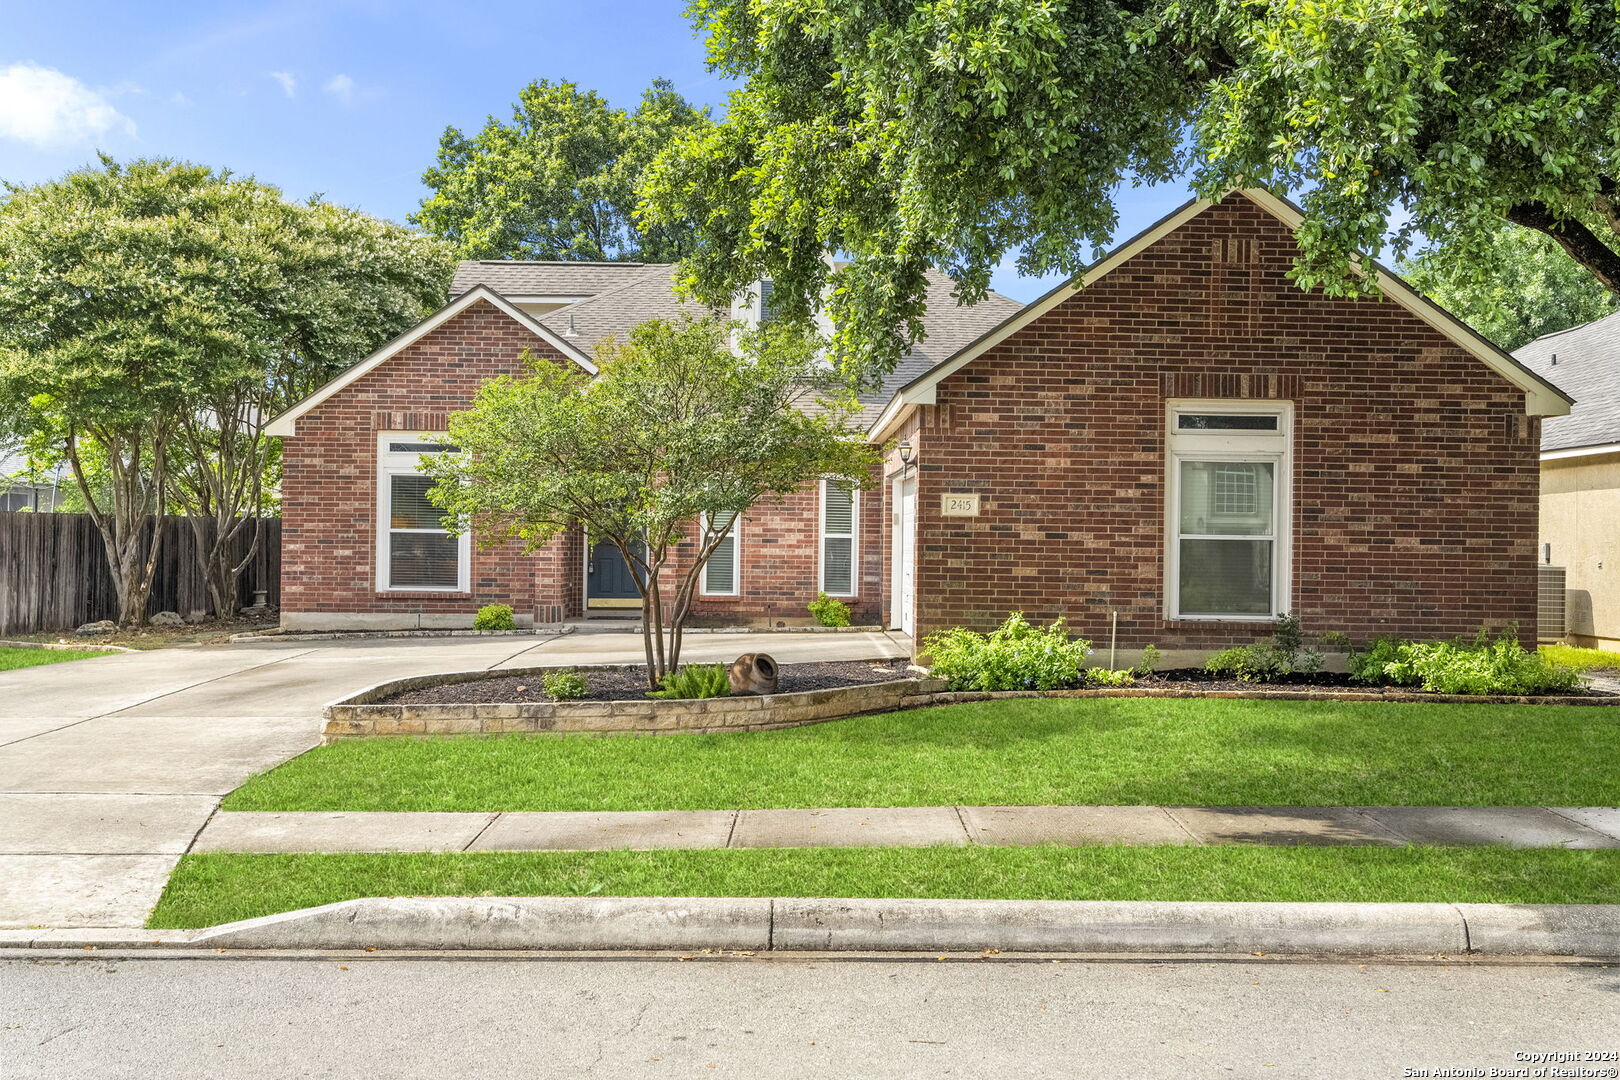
[421,315,881,687]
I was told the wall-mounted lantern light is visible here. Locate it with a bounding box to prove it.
[897,439,914,467]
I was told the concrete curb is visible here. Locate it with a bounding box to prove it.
[229,628,571,643]
[2,897,1616,957]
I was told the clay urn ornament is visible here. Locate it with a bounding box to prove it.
[728,652,779,695]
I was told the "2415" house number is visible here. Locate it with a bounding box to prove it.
[941,493,981,517]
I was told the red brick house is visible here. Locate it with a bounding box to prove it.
[267,189,1570,657]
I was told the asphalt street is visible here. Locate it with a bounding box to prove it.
[3,953,1617,1079]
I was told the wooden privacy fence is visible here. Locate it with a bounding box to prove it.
[0,513,280,636]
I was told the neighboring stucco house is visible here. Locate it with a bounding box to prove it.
[1517,311,1620,650]
[267,189,1570,659]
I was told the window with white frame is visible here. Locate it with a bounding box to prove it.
[376,435,468,592]
[701,511,740,596]
[1168,403,1290,619]
[820,479,857,596]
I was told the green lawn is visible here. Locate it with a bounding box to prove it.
[1541,644,1620,673]
[150,846,1620,928]
[224,697,1620,812]
[0,646,116,671]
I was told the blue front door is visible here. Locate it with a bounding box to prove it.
[588,541,643,601]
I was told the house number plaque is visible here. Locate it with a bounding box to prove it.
[941,493,981,517]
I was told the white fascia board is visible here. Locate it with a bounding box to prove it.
[1541,442,1620,462]
[871,187,1571,427]
[265,285,598,437]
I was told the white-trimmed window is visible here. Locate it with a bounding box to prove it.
[700,511,740,596]
[1167,402,1291,620]
[376,434,469,592]
[820,479,858,597]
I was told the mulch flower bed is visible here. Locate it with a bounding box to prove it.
[1130,669,1614,698]
[380,658,917,705]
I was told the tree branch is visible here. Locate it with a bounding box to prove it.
[1504,200,1620,295]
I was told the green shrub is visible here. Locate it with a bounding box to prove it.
[807,592,853,627]
[1133,644,1161,677]
[1540,644,1620,673]
[923,612,1092,692]
[1350,628,1581,696]
[473,603,516,631]
[647,664,732,700]
[1084,667,1136,687]
[1203,613,1324,682]
[541,670,587,700]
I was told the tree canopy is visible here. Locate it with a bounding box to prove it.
[1401,225,1620,352]
[415,78,712,262]
[643,0,1620,382]
[0,156,453,621]
[421,316,879,684]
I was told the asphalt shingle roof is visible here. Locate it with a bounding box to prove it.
[1514,310,1620,452]
[450,260,669,299]
[450,259,1022,428]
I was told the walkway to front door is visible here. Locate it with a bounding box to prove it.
[587,541,643,609]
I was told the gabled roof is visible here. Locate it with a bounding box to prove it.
[449,260,670,299]
[264,285,598,437]
[535,265,715,353]
[867,188,1573,438]
[1515,309,1620,456]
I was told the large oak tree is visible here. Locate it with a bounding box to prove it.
[643,0,1620,382]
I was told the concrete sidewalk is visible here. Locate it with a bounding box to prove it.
[0,629,909,927]
[190,803,1620,853]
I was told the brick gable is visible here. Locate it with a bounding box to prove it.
[280,299,579,627]
[903,196,1540,648]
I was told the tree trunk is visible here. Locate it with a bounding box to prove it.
[67,429,167,627]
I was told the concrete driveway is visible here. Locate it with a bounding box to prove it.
[0,629,907,928]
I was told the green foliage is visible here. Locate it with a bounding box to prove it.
[541,669,588,701]
[1084,667,1136,688]
[420,314,880,684]
[472,604,516,631]
[1400,225,1619,351]
[0,156,451,621]
[1133,644,1162,677]
[807,592,853,627]
[1203,614,1324,682]
[924,613,1092,692]
[415,78,711,261]
[1539,645,1620,674]
[646,664,732,700]
[648,0,1620,382]
[1350,630,1582,696]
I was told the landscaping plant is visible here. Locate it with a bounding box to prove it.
[1133,644,1161,677]
[646,664,732,700]
[473,603,516,631]
[1349,629,1581,696]
[1083,668,1136,688]
[541,670,588,701]
[924,612,1092,692]
[1203,614,1324,682]
[807,592,853,627]
[420,315,878,688]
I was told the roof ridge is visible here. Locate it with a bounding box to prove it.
[1518,307,1620,351]
[459,258,668,268]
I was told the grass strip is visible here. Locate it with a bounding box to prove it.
[224,697,1620,812]
[0,646,117,671]
[150,846,1620,928]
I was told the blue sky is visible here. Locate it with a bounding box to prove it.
[0,0,1198,303]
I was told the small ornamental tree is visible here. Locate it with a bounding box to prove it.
[422,316,881,686]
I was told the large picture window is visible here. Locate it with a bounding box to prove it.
[377,434,468,592]
[1168,403,1290,620]
[700,511,740,596]
[820,479,858,597]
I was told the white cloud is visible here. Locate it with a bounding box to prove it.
[169,91,193,106]
[269,71,296,98]
[321,73,354,104]
[0,62,136,147]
